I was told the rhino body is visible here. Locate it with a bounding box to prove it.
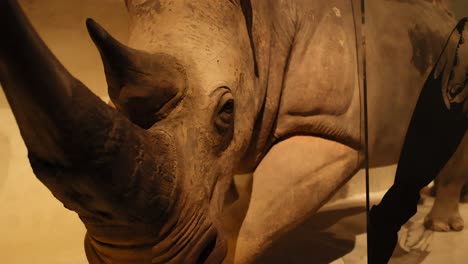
[0,0,466,263]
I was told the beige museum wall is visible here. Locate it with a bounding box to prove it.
[0,1,466,263]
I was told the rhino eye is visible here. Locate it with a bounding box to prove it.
[220,99,234,115]
[214,93,235,134]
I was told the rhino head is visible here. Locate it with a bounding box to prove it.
[0,0,266,263]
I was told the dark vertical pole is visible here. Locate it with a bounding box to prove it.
[359,0,371,262]
[350,0,370,259]
[350,0,370,258]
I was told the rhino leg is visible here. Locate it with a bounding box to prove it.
[425,132,468,232]
[462,183,468,203]
[234,136,360,263]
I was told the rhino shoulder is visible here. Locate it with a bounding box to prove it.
[273,0,362,150]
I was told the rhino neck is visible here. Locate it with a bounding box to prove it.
[84,233,155,263]
[83,202,227,264]
[237,0,297,173]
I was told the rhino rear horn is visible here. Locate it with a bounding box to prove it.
[86,19,187,128]
[86,18,137,102]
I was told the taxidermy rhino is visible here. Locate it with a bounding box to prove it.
[0,0,466,263]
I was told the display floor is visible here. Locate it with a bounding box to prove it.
[255,191,468,264]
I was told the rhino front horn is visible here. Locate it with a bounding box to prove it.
[0,0,177,247]
[86,19,187,128]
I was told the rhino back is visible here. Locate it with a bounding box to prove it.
[366,0,455,165]
[271,0,455,166]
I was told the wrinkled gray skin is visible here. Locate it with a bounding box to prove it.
[0,0,466,263]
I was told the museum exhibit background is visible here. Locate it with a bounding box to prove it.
[0,0,466,263]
